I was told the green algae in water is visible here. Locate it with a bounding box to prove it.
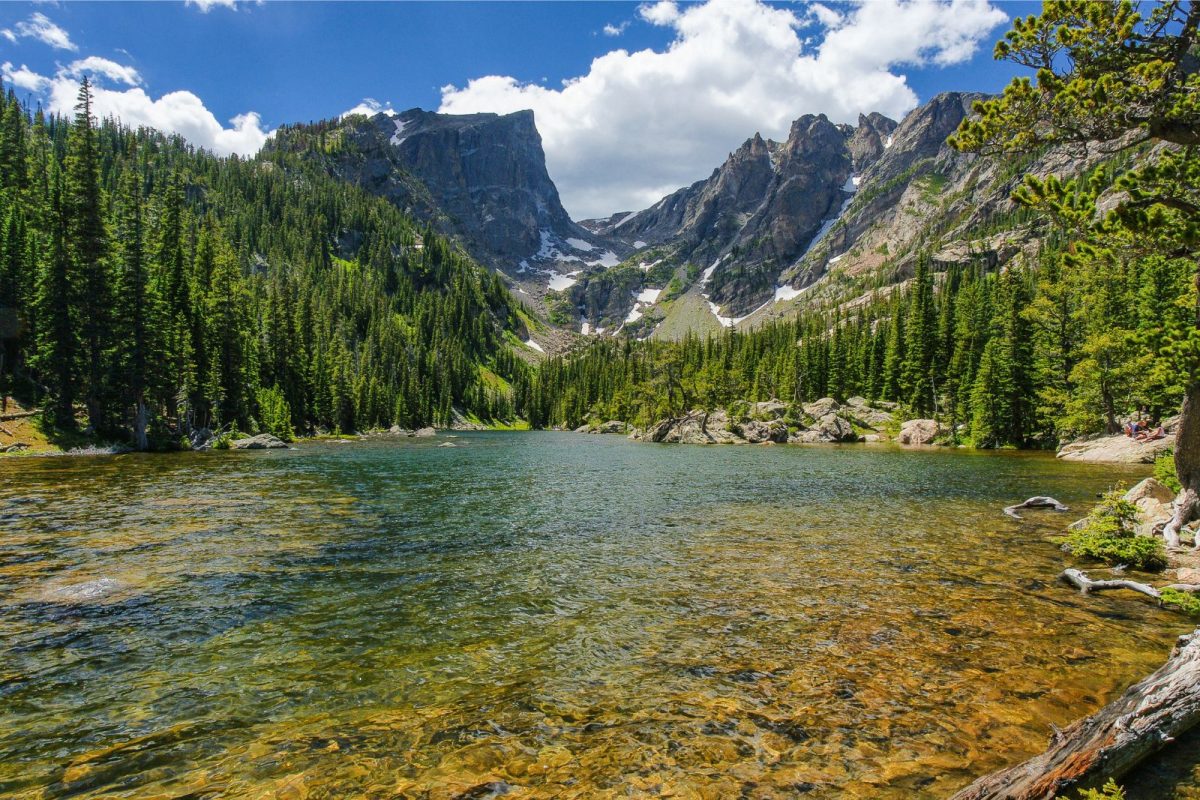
[0,433,1190,799]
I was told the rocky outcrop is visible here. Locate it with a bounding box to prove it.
[270,108,624,274]
[231,433,288,450]
[1057,433,1175,464]
[595,114,897,315]
[1124,478,1178,537]
[898,419,945,445]
[790,413,856,443]
[639,397,894,446]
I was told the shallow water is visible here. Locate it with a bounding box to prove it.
[0,433,1189,799]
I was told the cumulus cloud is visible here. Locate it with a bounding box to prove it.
[62,56,142,86]
[12,12,76,51]
[341,97,395,118]
[8,60,270,157]
[602,22,629,37]
[2,62,51,93]
[440,0,1006,219]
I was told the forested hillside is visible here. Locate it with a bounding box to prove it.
[0,80,529,449]
[529,221,1194,447]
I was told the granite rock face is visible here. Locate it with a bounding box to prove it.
[272,108,625,274]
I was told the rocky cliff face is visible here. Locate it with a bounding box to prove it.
[589,112,899,317]
[278,108,626,275]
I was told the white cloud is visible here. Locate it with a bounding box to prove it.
[341,97,395,118]
[63,56,142,86]
[602,21,629,37]
[440,0,1006,219]
[10,61,270,157]
[185,0,239,11]
[13,12,76,51]
[1,30,17,44]
[638,1,680,26]
[2,62,51,93]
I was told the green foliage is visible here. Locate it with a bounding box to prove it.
[1072,779,1126,800]
[255,386,295,442]
[1065,490,1167,572]
[1159,587,1200,615]
[0,81,528,448]
[1156,452,1182,494]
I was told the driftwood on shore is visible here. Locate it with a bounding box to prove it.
[951,625,1200,800]
[1004,496,1070,520]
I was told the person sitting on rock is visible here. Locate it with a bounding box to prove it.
[1136,424,1166,442]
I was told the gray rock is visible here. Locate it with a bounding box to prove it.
[738,419,789,444]
[231,433,288,450]
[596,420,626,434]
[898,419,944,445]
[413,427,436,438]
[751,400,789,420]
[802,397,841,419]
[1057,433,1174,464]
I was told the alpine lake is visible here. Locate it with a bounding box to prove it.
[4,432,1200,799]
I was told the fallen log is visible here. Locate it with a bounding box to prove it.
[0,409,37,422]
[951,627,1200,800]
[1005,496,1070,520]
[0,442,28,453]
[1060,567,1162,601]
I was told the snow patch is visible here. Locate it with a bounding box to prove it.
[390,119,408,146]
[525,339,545,353]
[625,306,644,324]
[774,284,805,302]
[701,256,725,286]
[517,259,529,273]
[581,321,591,336]
[829,254,844,264]
[613,211,639,229]
[884,135,893,149]
[841,175,860,193]
[633,240,647,248]
[637,288,662,304]
[565,237,594,252]
[547,274,577,292]
[588,250,620,268]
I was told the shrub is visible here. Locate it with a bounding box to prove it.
[1075,780,1125,800]
[1155,451,1182,493]
[1160,587,1200,615]
[1065,489,1168,572]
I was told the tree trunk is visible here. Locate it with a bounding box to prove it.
[133,398,148,452]
[1166,381,1200,548]
[950,628,1200,800]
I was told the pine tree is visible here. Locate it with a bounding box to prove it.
[64,79,114,432]
[33,163,75,429]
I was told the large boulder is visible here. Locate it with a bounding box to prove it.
[738,419,789,444]
[231,433,288,450]
[790,413,856,443]
[751,400,789,421]
[898,419,944,445]
[802,397,841,419]
[1057,433,1175,464]
[596,420,626,434]
[1124,477,1177,536]
[841,397,894,430]
[650,411,739,444]
[413,427,436,437]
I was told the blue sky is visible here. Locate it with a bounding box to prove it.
[0,1,1035,218]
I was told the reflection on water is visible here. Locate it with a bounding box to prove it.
[0,433,1188,798]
